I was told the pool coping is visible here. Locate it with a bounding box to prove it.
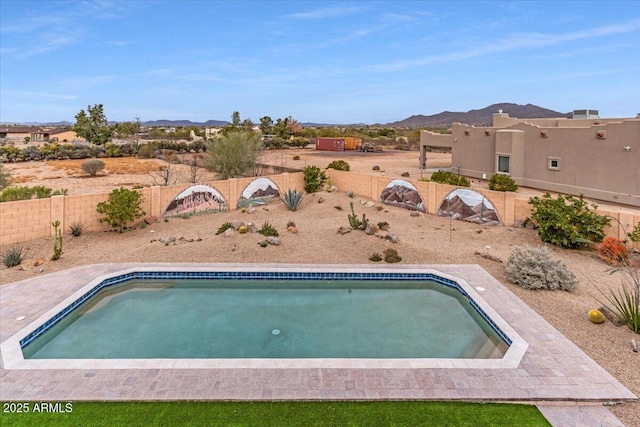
[1,264,528,370]
[0,263,636,405]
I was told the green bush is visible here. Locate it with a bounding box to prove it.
[429,170,470,187]
[488,174,518,192]
[0,162,11,190]
[303,165,328,193]
[528,193,610,249]
[80,159,106,176]
[206,132,262,179]
[327,160,350,171]
[0,185,67,202]
[259,221,279,237]
[216,222,234,235]
[96,187,145,233]
[628,222,640,243]
[505,246,577,291]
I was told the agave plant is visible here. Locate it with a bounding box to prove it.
[282,189,304,211]
[597,265,640,334]
[3,246,23,268]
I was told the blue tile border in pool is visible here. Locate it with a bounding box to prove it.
[19,270,511,349]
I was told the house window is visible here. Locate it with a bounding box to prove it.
[497,155,510,174]
[548,157,560,171]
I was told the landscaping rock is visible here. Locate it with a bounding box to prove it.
[385,233,399,243]
[287,226,298,234]
[246,206,256,214]
[232,221,246,230]
[364,224,375,235]
[317,197,324,204]
[246,222,258,233]
[366,201,375,208]
[266,236,281,246]
[144,216,158,224]
[410,211,421,217]
[401,172,410,177]
[160,236,176,244]
[372,165,380,171]
[330,185,338,192]
[258,240,268,247]
[337,226,352,235]
[222,228,234,238]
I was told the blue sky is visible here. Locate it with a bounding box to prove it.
[1,1,639,124]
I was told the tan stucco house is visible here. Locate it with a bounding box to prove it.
[420,111,640,207]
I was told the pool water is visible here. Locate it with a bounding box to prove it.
[23,279,508,359]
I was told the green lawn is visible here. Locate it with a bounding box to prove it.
[1,401,550,426]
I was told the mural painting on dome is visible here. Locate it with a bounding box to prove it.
[237,177,280,209]
[438,189,501,225]
[163,185,228,217]
[380,180,425,212]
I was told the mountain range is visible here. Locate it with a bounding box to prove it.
[2,103,571,128]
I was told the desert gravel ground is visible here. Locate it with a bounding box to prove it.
[2,149,639,425]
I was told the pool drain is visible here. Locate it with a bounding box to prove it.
[272,329,280,336]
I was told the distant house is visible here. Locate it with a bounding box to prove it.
[44,129,84,143]
[0,127,40,143]
[420,110,640,207]
[0,127,85,144]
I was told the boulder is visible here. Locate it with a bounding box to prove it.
[160,236,176,244]
[337,226,352,235]
[232,221,246,230]
[144,216,158,224]
[401,172,410,177]
[364,224,375,235]
[385,233,399,243]
[246,222,258,233]
[372,165,380,171]
[266,236,281,246]
[222,228,234,238]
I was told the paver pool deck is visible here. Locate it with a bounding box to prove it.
[0,263,636,426]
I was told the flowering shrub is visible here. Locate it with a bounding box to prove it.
[598,237,628,266]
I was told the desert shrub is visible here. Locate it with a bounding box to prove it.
[327,160,350,171]
[136,143,157,159]
[429,170,470,187]
[505,246,577,291]
[488,174,518,192]
[2,246,23,268]
[96,187,145,233]
[528,193,610,249]
[628,223,640,243]
[216,222,234,235]
[206,131,262,179]
[303,165,328,193]
[383,248,402,263]
[69,221,86,237]
[597,266,640,334]
[0,162,11,190]
[598,237,628,266]
[0,185,67,202]
[259,221,279,237]
[282,189,304,211]
[80,159,106,176]
[292,155,301,160]
[369,252,382,262]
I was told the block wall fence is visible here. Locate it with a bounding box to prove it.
[0,170,638,248]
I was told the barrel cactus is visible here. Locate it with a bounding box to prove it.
[239,225,247,234]
[588,309,605,324]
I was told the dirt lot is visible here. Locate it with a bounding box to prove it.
[4,149,449,195]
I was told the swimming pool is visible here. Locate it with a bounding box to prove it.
[1,265,528,369]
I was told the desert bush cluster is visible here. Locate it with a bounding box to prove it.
[505,245,577,292]
[428,170,470,187]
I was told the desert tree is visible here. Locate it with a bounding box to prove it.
[183,154,206,183]
[72,104,112,145]
[206,131,262,180]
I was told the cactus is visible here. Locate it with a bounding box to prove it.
[51,220,63,260]
[348,202,362,229]
[588,309,605,324]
